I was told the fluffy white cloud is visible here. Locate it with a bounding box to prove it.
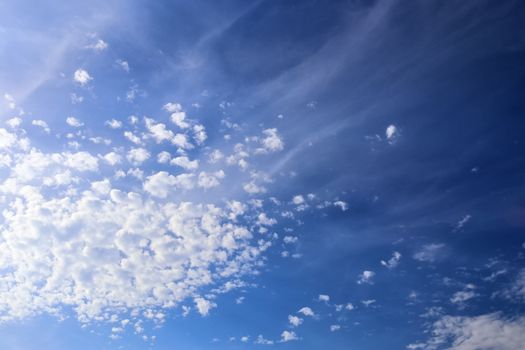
[102,152,122,166]
[0,128,17,149]
[73,69,92,86]
[288,315,303,327]
[408,313,525,350]
[298,307,315,317]
[194,297,216,317]
[259,128,284,153]
[32,119,50,133]
[280,330,298,342]
[105,119,122,129]
[319,294,330,302]
[87,39,108,51]
[357,270,375,284]
[386,124,398,143]
[333,200,348,211]
[66,117,84,127]
[171,156,199,171]
[127,148,150,165]
[330,325,341,332]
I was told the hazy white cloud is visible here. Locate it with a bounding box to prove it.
[318,294,330,302]
[105,119,122,129]
[413,243,445,262]
[194,297,216,317]
[66,116,84,127]
[280,330,298,342]
[298,307,315,317]
[288,315,303,327]
[32,119,50,133]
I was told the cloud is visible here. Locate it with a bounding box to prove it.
[330,325,341,332]
[413,243,445,262]
[86,39,108,51]
[194,297,216,317]
[66,116,84,127]
[288,315,303,327]
[408,313,525,350]
[318,294,330,302]
[32,119,50,133]
[298,307,315,317]
[127,147,150,165]
[386,124,399,144]
[381,251,401,269]
[333,200,349,211]
[280,330,298,342]
[171,156,199,171]
[454,214,471,231]
[259,128,284,153]
[73,69,93,86]
[105,119,123,129]
[357,270,375,284]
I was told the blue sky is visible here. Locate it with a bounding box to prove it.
[0,0,525,349]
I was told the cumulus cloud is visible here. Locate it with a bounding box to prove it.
[280,330,298,342]
[386,124,398,144]
[66,117,84,127]
[73,69,93,86]
[194,297,216,317]
[357,270,375,284]
[298,307,315,317]
[408,313,525,350]
[318,294,330,302]
[288,315,303,327]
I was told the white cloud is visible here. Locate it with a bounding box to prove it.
[194,297,216,317]
[454,214,472,231]
[409,313,525,350]
[127,148,150,165]
[255,335,274,345]
[164,102,182,113]
[102,152,122,166]
[73,69,93,86]
[330,325,341,332]
[298,307,315,317]
[243,182,266,194]
[145,117,174,143]
[357,270,375,284]
[87,39,108,51]
[259,128,284,153]
[292,195,305,205]
[450,290,478,304]
[124,131,142,145]
[413,243,445,262]
[386,124,398,143]
[0,128,17,149]
[171,156,199,171]
[6,117,22,128]
[157,151,171,164]
[280,330,298,342]
[66,116,84,127]
[105,119,122,129]
[198,171,225,189]
[381,251,401,269]
[115,59,130,72]
[32,119,50,133]
[333,200,349,211]
[318,294,330,302]
[288,315,303,327]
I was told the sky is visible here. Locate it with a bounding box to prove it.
[0,0,524,349]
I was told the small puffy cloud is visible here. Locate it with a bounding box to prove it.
[330,325,341,332]
[66,117,84,127]
[386,124,398,143]
[413,243,445,262]
[127,148,150,165]
[73,69,93,86]
[198,171,225,189]
[357,270,375,285]
[243,182,266,194]
[257,213,276,226]
[194,297,216,317]
[283,236,298,244]
[333,200,349,211]
[298,307,315,317]
[361,299,376,307]
[318,294,330,302]
[292,195,305,205]
[6,117,22,128]
[32,120,50,133]
[171,156,199,171]
[255,335,274,345]
[345,303,354,311]
[259,128,284,153]
[288,315,303,327]
[381,251,402,269]
[4,93,16,109]
[115,59,130,72]
[124,131,142,145]
[102,152,122,166]
[105,119,122,129]
[280,330,298,342]
[87,39,108,51]
[172,133,192,149]
[164,102,182,113]
[157,151,171,164]
[145,117,175,143]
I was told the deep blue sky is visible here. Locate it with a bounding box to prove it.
[0,1,524,349]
